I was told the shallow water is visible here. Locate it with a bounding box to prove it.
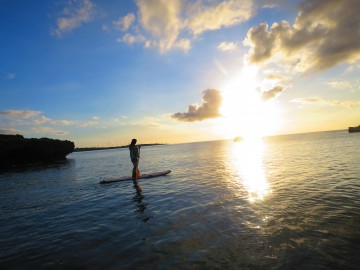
[1,130,359,269]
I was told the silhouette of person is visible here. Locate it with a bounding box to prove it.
[129,139,141,180]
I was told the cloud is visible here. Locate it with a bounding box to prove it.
[142,116,163,127]
[0,110,95,129]
[261,4,277,9]
[113,13,135,31]
[33,115,74,126]
[116,0,254,53]
[0,109,101,138]
[172,38,192,52]
[327,80,359,91]
[291,97,327,105]
[291,97,360,108]
[112,115,128,122]
[0,128,21,135]
[244,0,360,73]
[52,0,96,37]
[33,115,51,125]
[264,72,292,84]
[184,0,253,35]
[53,120,75,126]
[136,0,182,53]
[217,42,238,52]
[78,121,97,127]
[118,33,146,45]
[171,89,222,122]
[345,63,360,73]
[0,110,42,119]
[261,85,284,101]
[28,127,69,136]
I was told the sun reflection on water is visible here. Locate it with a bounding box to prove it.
[231,138,270,202]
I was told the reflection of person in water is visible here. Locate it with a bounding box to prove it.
[133,177,142,192]
[132,184,151,222]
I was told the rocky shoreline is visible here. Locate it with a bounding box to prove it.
[0,134,75,168]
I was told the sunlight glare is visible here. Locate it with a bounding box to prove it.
[231,138,270,202]
[219,63,282,140]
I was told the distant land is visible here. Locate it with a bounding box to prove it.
[74,143,165,152]
[348,125,360,133]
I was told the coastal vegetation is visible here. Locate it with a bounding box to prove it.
[348,125,360,133]
[0,134,74,168]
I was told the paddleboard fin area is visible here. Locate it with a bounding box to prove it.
[100,170,171,184]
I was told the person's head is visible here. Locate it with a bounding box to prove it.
[130,139,137,146]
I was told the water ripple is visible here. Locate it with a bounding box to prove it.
[1,131,360,269]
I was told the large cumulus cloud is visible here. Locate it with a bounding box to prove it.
[244,0,360,72]
[116,0,254,53]
[171,89,222,122]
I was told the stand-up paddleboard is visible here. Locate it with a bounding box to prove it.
[100,170,171,184]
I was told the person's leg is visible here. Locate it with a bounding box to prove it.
[132,160,139,179]
[132,161,136,178]
[136,159,140,177]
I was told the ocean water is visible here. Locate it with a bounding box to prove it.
[1,130,359,269]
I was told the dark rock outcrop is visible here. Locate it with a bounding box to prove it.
[0,134,75,167]
[348,125,360,133]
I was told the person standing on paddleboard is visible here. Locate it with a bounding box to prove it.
[129,139,141,180]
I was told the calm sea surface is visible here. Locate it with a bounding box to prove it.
[1,130,359,269]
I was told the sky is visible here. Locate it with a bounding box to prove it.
[1,0,360,147]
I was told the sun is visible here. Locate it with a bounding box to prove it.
[219,64,282,140]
